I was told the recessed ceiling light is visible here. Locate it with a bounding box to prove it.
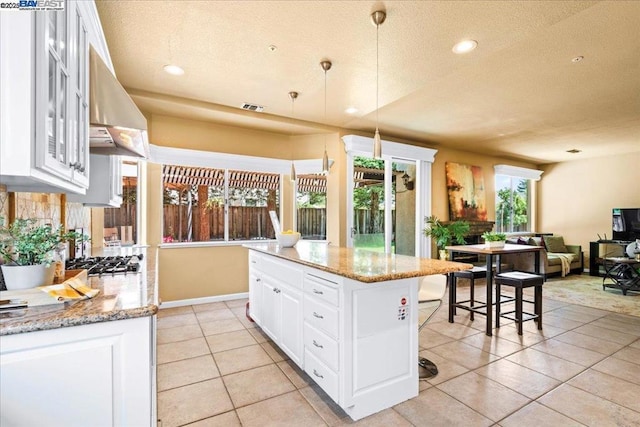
[566,149,582,154]
[571,56,584,63]
[452,39,478,54]
[268,45,277,52]
[345,107,358,114]
[163,64,184,76]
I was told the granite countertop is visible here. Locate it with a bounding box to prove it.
[0,247,158,336]
[244,241,473,283]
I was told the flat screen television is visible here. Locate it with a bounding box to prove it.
[612,208,640,241]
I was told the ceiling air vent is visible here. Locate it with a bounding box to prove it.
[241,103,264,112]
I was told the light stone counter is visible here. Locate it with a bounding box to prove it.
[244,241,472,283]
[0,247,158,336]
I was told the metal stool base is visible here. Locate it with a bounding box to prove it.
[418,357,438,379]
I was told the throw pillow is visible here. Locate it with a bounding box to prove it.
[527,237,543,246]
[544,235,568,253]
[517,237,528,245]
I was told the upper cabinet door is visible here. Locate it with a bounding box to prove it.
[35,9,73,181]
[33,2,90,187]
[70,3,90,187]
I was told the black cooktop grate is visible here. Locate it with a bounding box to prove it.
[65,254,143,277]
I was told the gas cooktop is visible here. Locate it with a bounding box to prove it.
[65,254,143,277]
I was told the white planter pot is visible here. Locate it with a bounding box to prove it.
[1,264,56,290]
[484,241,506,249]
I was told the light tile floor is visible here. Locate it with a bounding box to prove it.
[156,283,640,427]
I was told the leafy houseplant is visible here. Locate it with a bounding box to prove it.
[0,218,88,289]
[481,231,507,248]
[422,216,470,259]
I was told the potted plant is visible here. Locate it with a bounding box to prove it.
[422,216,470,260]
[482,231,507,249]
[0,218,88,290]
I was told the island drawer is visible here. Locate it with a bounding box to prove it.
[304,295,339,338]
[262,256,303,289]
[304,321,339,371]
[305,348,338,402]
[304,273,339,306]
[248,251,262,270]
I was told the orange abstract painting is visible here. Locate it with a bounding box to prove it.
[445,162,487,221]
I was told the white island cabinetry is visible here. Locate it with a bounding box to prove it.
[247,247,422,420]
[249,251,303,366]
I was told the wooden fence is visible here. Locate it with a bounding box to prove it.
[104,205,390,242]
[104,204,137,242]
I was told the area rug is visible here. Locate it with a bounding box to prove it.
[543,274,640,317]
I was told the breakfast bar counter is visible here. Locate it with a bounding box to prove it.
[245,241,471,420]
[245,241,472,282]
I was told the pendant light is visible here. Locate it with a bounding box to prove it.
[320,60,331,175]
[371,10,386,159]
[288,91,298,182]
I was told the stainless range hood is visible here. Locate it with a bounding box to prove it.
[89,46,149,158]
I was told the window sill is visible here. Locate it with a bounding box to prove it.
[159,239,275,249]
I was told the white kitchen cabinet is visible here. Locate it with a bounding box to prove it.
[0,315,156,427]
[247,249,419,421]
[67,154,122,206]
[249,253,303,366]
[248,256,263,325]
[0,1,108,194]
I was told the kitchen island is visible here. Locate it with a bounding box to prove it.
[245,242,471,420]
[0,248,158,427]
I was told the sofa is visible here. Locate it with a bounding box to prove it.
[501,235,584,278]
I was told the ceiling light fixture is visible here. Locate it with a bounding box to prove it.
[321,60,332,175]
[163,64,184,76]
[571,56,584,63]
[452,40,478,54]
[345,107,359,114]
[289,91,298,182]
[371,10,386,159]
[566,149,582,154]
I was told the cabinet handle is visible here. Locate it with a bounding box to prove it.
[274,288,280,293]
[256,278,261,282]
[312,340,323,349]
[312,289,323,295]
[313,312,324,319]
[313,369,324,379]
[251,260,257,264]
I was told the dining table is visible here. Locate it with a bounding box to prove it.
[445,243,544,336]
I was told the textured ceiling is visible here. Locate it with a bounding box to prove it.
[95,0,640,164]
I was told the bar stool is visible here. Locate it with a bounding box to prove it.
[451,266,487,320]
[495,271,544,335]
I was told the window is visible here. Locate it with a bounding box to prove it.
[104,159,139,246]
[296,174,326,240]
[162,164,280,243]
[494,165,543,234]
[495,175,530,233]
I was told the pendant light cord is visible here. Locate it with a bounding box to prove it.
[376,20,379,131]
[324,68,328,151]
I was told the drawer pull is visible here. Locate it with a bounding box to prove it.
[274,288,281,294]
[313,369,324,379]
[256,278,261,282]
[313,312,324,319]
[312,340,323,349]
[312,289,324,295]
[251,260,257,264]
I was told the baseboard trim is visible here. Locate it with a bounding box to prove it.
[159,292,249,309]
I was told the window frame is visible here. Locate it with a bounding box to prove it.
[151,145,325,247]
[494,164,543,235]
